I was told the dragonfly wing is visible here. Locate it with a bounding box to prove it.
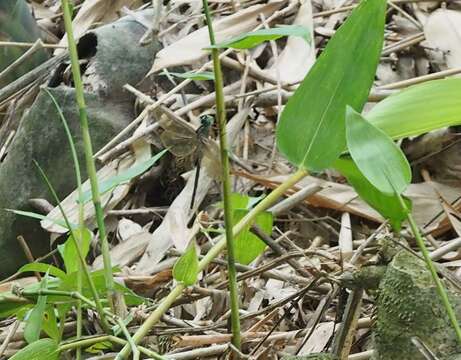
[201,140,222,180]
[160,125,197,157]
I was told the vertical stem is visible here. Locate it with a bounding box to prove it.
[60,0,115,310]
[116,168,308,359]
[201,0,241,350]
[398,194,461,343]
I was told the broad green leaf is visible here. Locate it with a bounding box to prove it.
[9,338,59,360]
[162,70,214,81]
[210,25,310,49]
[368,79,461,140]
[173,242,199,286]
[345,106,411,195]
[24,275,49,344]
[18,263,66,279]
[276,0,386,171]
[334,156,410,230]
[80,150,167,203]
[233,210,273,265]
[57,228,92,274]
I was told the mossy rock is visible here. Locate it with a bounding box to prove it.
[373,250,461,359]
[0,11,159,278]
[282,354,337,360]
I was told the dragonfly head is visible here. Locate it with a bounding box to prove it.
[199,114,214,129]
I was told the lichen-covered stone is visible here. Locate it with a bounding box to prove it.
[373,250,461,359]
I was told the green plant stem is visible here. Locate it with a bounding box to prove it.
[117,168,308,358]
[398,194,461,343]
[59,335,166,359]
[34,162,111,333]
[201,0,241,351]
[20,289,113,319]
[44,88,84,360]
[116,318,139,360]
[60,0,115,310]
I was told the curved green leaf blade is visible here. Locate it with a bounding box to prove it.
[173,242,199,286]
[345,106,411,195]
[334,156,410,230]
[368,79,461,140]
[162,71,215,81]
[18,263,67,279]
[276,0,386,171]
[9,338,59,360]
[80,150,167,203]
[210,25,310,50]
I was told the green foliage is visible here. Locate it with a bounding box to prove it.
[58,228,92,274]
[368,78,461,140]
[233,209,273,265]
[6,209,74,229]
[80,149,167,203]
[230,194,273,265]
[276,0,386,171]
[173,242,199,286]
[210,25,310,49]
[334,156,410,230]
[24,275,49,344]
[19,263,67,279]
[161,70,215,81]
[345,107,411,195]
[9,338,59,360]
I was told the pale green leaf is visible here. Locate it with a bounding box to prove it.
[162,71,214,81]
[345,106,411,195]
[9,338,59,360]
[58,228,92,274]
[233,210,273,265]
[6,209,74,229]
[368,78,461,139]
[173,242,199,286]
[276,0,386,171]
[24,275,48,344]
[210,25,310,49]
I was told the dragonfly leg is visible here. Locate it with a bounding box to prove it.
[190,157,201,209]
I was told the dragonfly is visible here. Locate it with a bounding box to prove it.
[158,106,219,209]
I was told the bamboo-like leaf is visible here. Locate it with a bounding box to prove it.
[276,0,386,171]
[18,263,67,279]
[80,150,167,203]
[9,338,59,360]
[209,25,310,49]
[173,242,199,286]
[345,106,411,195]
[161,70,215,81]
[368,78,461,139]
